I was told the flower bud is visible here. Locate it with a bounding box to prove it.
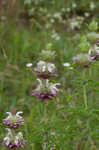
[78,40,90,53]
[40,50,56,60]
[87,32,99,44]
[88,20,98,31]
[45,43,52,50]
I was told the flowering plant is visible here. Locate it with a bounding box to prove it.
[34,61,57,79]
[3,111,26,149]
[32,79,60,101]
[3,129,26,149]
[3,111,24,129]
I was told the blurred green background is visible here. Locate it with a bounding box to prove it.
[0,0,99,150]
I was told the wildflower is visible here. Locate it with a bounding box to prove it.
[45,43,53,50]
[71,21,80,30]
[63,63,70,67]
[53,12,62,21]
[90,2,95,11]
[3,111,24,129]
[66,8,71,12]
[32,79,60,101]
[72,53,92,67]
[72,2,77,8]
[61,8,66,12]
[87,32,99,43]
[34,61,57,79]
[84,12,90,17]
[53,12,61,18]
[41,50,56,60]
[63,63,73,69]
[69,16,84,30]
[89,45,99,60]
[88,20,98,31]
[26,63,33,67]
[14,132,26,148]
[3,129,26,149]
[51,31,60,40]
[50,18,55,23]
[78,38,90,53]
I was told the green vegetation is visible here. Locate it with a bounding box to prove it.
[0,0,99,149]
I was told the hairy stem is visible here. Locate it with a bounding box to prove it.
[83,70,88,109]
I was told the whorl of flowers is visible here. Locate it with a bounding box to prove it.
[40,49,56,60]
[34,61,57,79]
[87,20,99,61]
[31,46,60,102]
[73,20,99,68]
[87,32,99,44]
[69,16,84,30]
[89,44,99,60]
[72,53,92,67]
[3,129,26,149]
[32,79,60,101]
[3,111,26,149]
[3,111,24,129]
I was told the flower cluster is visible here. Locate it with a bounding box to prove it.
[72,53,92,67]
[32,79,60,101]
[3,111,24,129]
[32,49,60,101]
[40,49,56,60]
[72,20,99,68]
[89,44,99,60]
[3,129,26,149]
[3,111,26,149]
[23,0,98,32]
[34,61,57,79]
[69,16,84,30]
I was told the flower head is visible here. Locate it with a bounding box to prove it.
[3,111,24,129]
[87,32,99,43]
[34,61,57,79]
[63,62,73,69]
[41,50,56,60]
[3,129,26,149]
[63,63,70,67]
[72,2,77,8]
[66,8,71,12]
[32,79,60,101]
[72,53,92,67]
[69,16,84,30]
[51,31,60,41]
[89,45,99,60]
[90,2,95,11]
[26,63,33,68]
[84,12,90,17]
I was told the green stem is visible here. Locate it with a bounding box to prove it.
[44,102,48,123]
[83,70,88,109]
[89,67,92,77]
[83,84,87,109]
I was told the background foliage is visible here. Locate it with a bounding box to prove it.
[0,0,99,149]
